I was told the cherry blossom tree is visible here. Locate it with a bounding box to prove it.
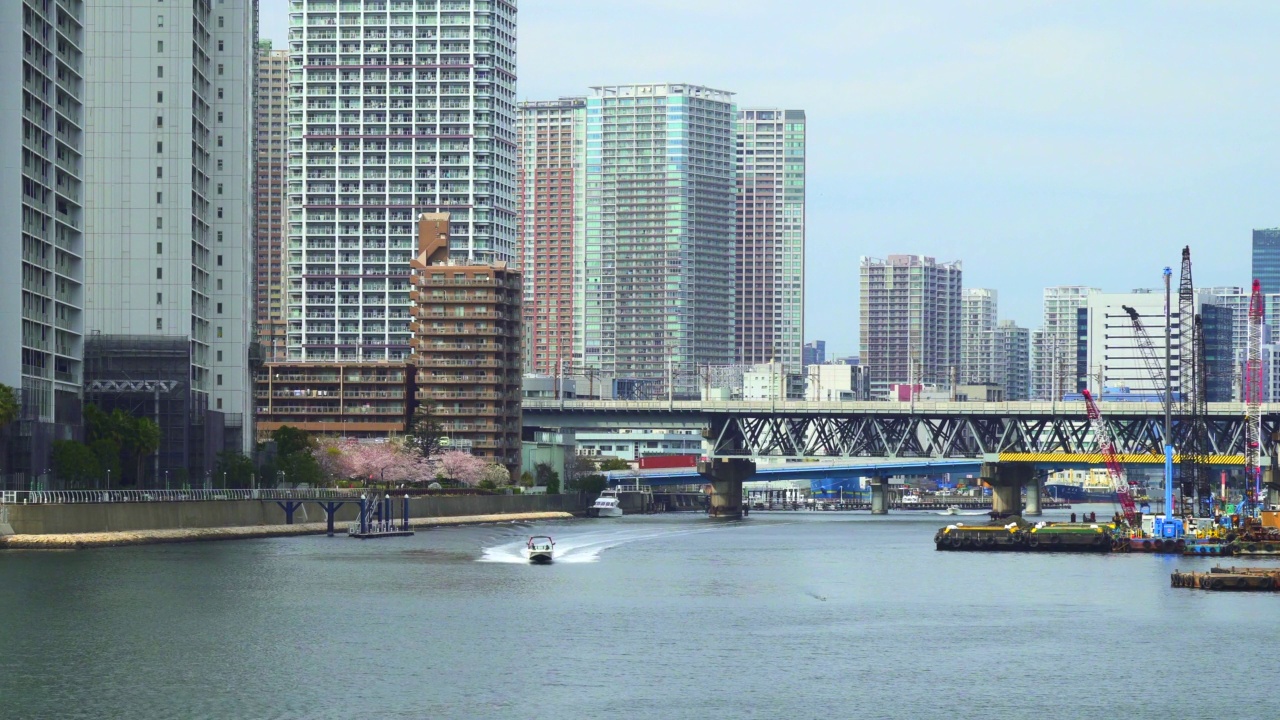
[437,450,487,487]
[313,438,439,486]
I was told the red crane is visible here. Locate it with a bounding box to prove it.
[1083,388,1138,529]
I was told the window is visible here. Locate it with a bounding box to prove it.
[216,398,223,410]
[216,159,223,170]
[217,88,224,99]
[156,141,163,153]
[217,207,223,218]
[156,115,163,128]
[216,279,222,290]
[155,216,162,229]
[217,255,222,266]
[216,302,222,313]
[217,374,222,386]
[157,40,163,52]
[156,267,162,279]
[216,350,223,362]
[217,64,224,76]
[216,231,223,242]
[157,91,163,103]
[156,192,162,204]
[156,241,162,253]
[217,326,223,338]
[156,292,162,304]
[217,40,224,52]
[217,183,223,195]
[156,166,163,178]
[157,65,163,78]
[217,135,223,147]
[157,14,164,27]
[217,111,223,123]
[156,318,162,330]
[217,15,223,27]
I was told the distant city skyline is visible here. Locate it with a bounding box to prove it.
[258,0,1280,356]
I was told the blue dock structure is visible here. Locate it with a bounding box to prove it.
[348,493,415,539]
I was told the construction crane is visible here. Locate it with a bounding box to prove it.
[1082,388,1139,530]
[1243,278,1265,516]
[1119,264,1182,537]
[1176,246,1209,516]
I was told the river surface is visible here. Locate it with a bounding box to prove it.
[1,504,1275,720]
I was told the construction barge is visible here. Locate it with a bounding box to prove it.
[934,520,1114,553]
[1171,566,1280,591]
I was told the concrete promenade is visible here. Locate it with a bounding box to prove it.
[0,494,587,547]
[0,511,576,549]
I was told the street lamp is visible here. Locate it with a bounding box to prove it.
[106,468,111,491]
[165,470,170,491]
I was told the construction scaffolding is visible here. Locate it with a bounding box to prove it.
[84,334,225,488]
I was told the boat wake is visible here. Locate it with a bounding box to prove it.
[478,525,734,564]
[934,510,989,516]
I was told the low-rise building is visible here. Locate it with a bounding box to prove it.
[804,363,871,401]
[575,431,704,461]
[254,362,410,439]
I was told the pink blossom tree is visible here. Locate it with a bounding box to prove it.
[437,450,487,487]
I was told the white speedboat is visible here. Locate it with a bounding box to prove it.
[525,535,555,564]
[589,490,623,518]
[942,505,961,516]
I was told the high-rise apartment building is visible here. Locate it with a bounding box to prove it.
[858,255,962,397]
[994,320,1030,401]
[1031,286,1098,400]
[83,0,257,471]
[581,84,736,397]
[0,0,86,481]
[960,288,997,384]
[286,0,518,363]
[517,97,585,377]
[736,108,805,373]
[256,41,289,361]
[1252,228,1280,296]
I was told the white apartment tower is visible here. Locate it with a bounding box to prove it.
[1031,286,1098,400]
[286,0,518,363]
[0,0,86,479]
[960,288,997,384]
[859,255,962,397]
[84,0,257,457]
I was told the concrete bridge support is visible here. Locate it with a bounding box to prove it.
[983,462,1035,519]
[869,479,888,515]
[1024,473,1043,517]
[697,458,755,519]
[1264,468,1280,509]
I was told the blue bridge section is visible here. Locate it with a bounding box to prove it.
[606,459,985,487]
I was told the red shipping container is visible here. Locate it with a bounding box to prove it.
[637,454,698,470]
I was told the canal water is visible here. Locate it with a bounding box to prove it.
[0,505,1274,719]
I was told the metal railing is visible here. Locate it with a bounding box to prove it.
[2,488,368,505]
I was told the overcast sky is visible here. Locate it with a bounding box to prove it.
[261,0,1280,358]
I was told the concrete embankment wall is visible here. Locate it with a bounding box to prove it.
[4,493,587,536]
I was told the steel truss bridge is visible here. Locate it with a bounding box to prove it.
[522,400,1280,462]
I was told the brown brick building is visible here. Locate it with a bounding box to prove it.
[410,214,522,475]
[254,362,410,439]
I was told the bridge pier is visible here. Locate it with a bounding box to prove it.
[983,462,1034,519]
[1024,472,1043,517]
[276,500,304,525]
[869,478,888,515]
[697,458,755,519]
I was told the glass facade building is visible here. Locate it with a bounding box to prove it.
[581,84,736,397]
[1252,228,1280,296]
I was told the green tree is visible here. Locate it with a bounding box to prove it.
[575,473,607,497]
[519,470,535,488]
[272,425,315,458]
[125,417,161,487]
[598,457,630,472]
[90,438,122,489]
[545,470,561,495]
[0,384,19,427]
[405,406,443,460]
[52,440,100,489]
[277,448,322,487]
[214,451,255,489]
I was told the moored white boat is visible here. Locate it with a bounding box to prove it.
[525,535,555,564]
[588,490,623,518]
